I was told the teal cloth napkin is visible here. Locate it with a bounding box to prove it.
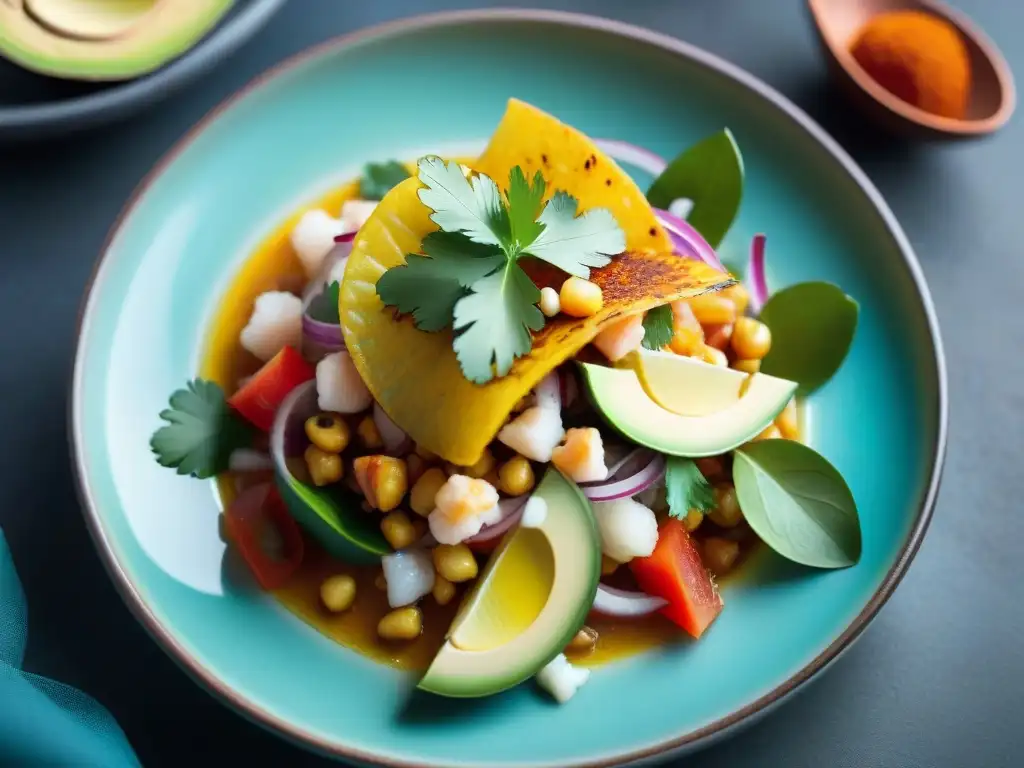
[1,530,141,767]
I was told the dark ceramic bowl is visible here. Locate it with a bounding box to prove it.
[0,0,286,142]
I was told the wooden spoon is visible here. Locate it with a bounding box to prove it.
[807,0,1015,139]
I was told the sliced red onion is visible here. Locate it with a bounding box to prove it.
[465,497,529,545]
[605,448,653,484]
[301,239,354,306]
[333,230,356,244]
[595,139,668,177]
[653,208,727,274]
[271,381,318,460]
[581,447,654,487]
[301,314,345,364]
[580,446,646,488]
[746,233,768,315]
[581,455,666,502]
[592,583,668,618]
[301,267,348,363]
[600,439,634,473]
[373,402,412,455]
[302,313,344,346]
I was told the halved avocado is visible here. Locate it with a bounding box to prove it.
[270,381,389,565]
[418,469,600,698]
[0,0,233,81]
[580,360,797,457]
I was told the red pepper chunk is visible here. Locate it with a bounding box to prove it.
[223,483,304,590]
[629,519,723,639]
[228,346,314,431]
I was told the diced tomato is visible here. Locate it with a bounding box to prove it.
[228,346,314,431]
[223,483,304,590]
[629,519,723,638]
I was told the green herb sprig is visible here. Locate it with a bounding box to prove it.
[150,379,253,479]
[641,304,675,350]
[665,456,715,520]
[376,156,626,384]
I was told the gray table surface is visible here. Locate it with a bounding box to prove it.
[1,1,1021,766]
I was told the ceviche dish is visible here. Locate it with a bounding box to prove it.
[151,100,861,704]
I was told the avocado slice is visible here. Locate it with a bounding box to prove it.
[270,381,389,565]
[630,350,754,417]
[0,0,233,81]
[579,360,797,457]
[419,469,600,698]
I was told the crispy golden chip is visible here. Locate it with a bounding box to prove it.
[475,99,673,254]
[340,102,730,464]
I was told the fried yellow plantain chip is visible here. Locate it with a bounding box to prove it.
[476,99,673,254]
[340,101,731,465]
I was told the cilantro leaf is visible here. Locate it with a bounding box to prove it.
[375,232,504,332]
[360,160,411,200]
[416,156,510,248]
[452,263,544,383]
[665,456,716,519]
[642,304,674,350]
[307,281,341,324]
[375,160,628,385]
[419,230,502,266]
[506,166,546,249]
[151,379,253,479]
[524,191,626,278]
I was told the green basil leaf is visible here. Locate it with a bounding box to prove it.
[759,281,858,396]
[733,440,861,568]
[646,129,744,248]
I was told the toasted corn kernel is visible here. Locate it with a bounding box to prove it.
[357,416,383,450]
[381,511,418,550]
[703,537,740,574]
[565,626,598,655]
[304,413,350,453]
[688,294,737,325]
[732,317,772,360]
[353,455,408,512]
[708,485,743,528]
[320,575,356,613]
[432,575,456,606]
[559,277,603,318]
[304,445,343,486]
[410,468,447,517]
[497,455,535,496]
[377,606,422,640]
[433,544,478,583]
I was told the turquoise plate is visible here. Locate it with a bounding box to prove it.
[70,10,947,767]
